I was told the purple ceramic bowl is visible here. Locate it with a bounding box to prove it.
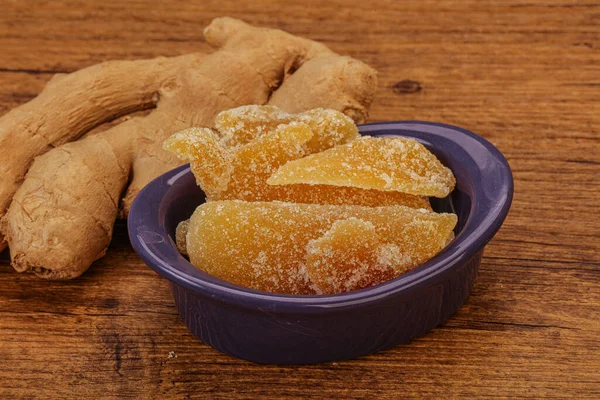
[128,121,513,364]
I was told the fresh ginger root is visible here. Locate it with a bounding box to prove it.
[0,17,377,279]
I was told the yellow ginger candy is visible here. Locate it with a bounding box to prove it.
[268,136,456,197]
[215,105,360,151]
[185,200,457,295]
[164,121,313,200]
[163,127,232,195]
[215,105,293,147]
[306,218,405,295]
[296,108,361,152]
[221,121,313,200]
[175,219,189,256]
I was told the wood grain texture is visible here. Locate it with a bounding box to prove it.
[0,0,599,398]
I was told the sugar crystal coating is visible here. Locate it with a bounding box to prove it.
[217,121,313,200]
[215,105,293,147]
[185,200,457,295]
[175,219,189,255]
[295,108,360,152]
[305,218,402,294]
[163,127,232,195]
[268,136,456,197]
[214,105,359,151]
[164,121,313,199]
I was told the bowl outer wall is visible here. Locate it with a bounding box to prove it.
[128,121,513,314]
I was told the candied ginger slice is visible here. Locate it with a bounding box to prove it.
[175,219,189,256]
[214,105,358,153]
[215,105,293,147]
[163,128,232,196]
[185,200,457,295]
[296,108,359,152]
[268,136,456,197]
[216,121,313,201]
[306,218,400,294]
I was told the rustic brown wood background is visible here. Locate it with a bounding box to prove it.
[1,0,599,398]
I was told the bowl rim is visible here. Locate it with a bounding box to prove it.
[128,121,513,313]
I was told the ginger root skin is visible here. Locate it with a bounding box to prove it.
[0,54,200,250]
[0,17,377,279]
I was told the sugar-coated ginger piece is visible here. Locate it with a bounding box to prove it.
[163,127,232,196]
[166,121,316,200]
[215,105,293,147]
[305,218,402,294]
[296,108,360,152]
[185,200,457,295]
[175,219,189,256]
[218,121,314,200]
[268,136,456,197]
[214,105,359,152]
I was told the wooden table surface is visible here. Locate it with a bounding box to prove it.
[1,1,599,398]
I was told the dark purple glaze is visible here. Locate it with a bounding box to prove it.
[128,121,513,364]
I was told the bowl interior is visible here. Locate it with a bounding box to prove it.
[128,121,513,309]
